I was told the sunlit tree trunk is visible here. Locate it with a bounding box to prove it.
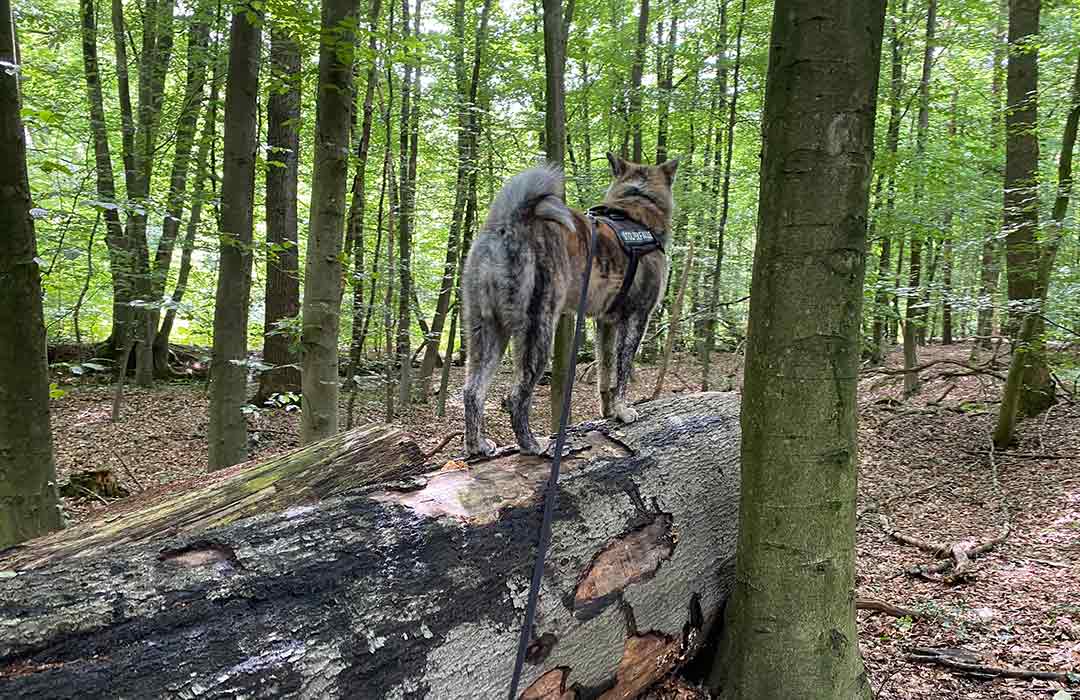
[207,0,262,469]
[977,0,1007,349]
[299,0,359,443]
[0,0,64,547]
[713,1,885,695]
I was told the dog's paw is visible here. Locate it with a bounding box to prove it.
[466,437,498,457]
[613,402,639,424]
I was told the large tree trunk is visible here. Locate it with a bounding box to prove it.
[256,26,303,405]
[300,0,359,443]
[0,0,63,548]
[207,1,262,469]
[0,393,741,699]
[712,0,885,696]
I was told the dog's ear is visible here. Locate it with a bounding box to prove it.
[607,152,628,178]
[659,158,679,186]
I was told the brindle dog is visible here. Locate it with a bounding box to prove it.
[461,153,677,457]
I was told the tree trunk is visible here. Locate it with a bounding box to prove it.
[346,0,384,372]
[995,49,1080,443]
[0,0,64,548]
[207,1,262,469]
[394,0,420,411]
[701,0,745,391]
[870,1,906,363]
[712,0,885,696]
[299,0,359,444]
[903,0,937,396]
[80,0,130,363]
[1003,0,1040,337]
[157,43,222,360]
[0,394,739,699]
[628,0,649,162]
[256,26,302,405]
[544,0,575,432]
[941,89,959,346]
[417,0,493,399]
[654,0,677,164]
[977,0,1007,349]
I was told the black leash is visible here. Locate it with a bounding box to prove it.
[507,213,600,700]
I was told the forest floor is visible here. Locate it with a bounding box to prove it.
[47,342,1079,699]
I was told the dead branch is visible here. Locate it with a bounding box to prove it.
[879,515,1011,583]
[421,431,463,460]
[906,647,1073,683]
[112,450,144,492]
[856,598,926,619]
[863,358,1006,381]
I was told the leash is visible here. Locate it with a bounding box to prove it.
[507,213,600,700]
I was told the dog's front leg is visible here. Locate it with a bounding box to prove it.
[596,319,617,418]
[611,312,650,424]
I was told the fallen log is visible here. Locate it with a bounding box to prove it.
[0,392,741,699]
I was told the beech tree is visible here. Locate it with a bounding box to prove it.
[713,0,886,696]
[207,1,262,469]
[300,0,359,443]
[0,0,64,547]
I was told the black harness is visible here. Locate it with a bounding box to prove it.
[586,205,665,313]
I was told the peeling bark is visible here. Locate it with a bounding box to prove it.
[0,393,740,698]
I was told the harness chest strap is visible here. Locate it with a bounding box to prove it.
[586,205,665,313]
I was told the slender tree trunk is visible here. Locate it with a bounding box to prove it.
[346,0,384,372]
[977,0,1008,349]
[871,1,905,363]
[157,43,222,357]
[941,89,959,345]
[256,27,302,404]
[150,6,211,376]
[544,0,574,432]
[654,0,677,164]
[207,1,262,469]
[0,0,64,547]
[628,0,649,162]
[701,0,745,390]
[300,0,359,444]
[418,0,493,398]
[79,0,129,363]
[903,0,937,396]
[713,1,886,696]
[652,236,694,399]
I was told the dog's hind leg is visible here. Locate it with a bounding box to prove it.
[463,319,508,456]
[506,313,555,455]
[611,312,650,424]
[595,319,617,418]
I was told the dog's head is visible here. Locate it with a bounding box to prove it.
[603,153,678,221]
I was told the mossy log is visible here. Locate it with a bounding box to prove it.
[0,392,740,699]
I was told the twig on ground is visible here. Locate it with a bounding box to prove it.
[927,382,957,406]
[74,485,111,507]
[906,647,1074,683]
[422,431,463,460]
[112,450,144,492]
[879,514,1011,582]
[863,358,1006,381]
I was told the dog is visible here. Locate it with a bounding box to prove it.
[461,153,678,457]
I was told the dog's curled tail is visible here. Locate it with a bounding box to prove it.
[486,165,575,233]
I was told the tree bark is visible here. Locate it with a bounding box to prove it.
[207,1,262,469]
[701,0,745,390]
[628,0,649,162]
[417,0,493,399]
[394,0,420,411]
[345,0,384,372]
[712,0,885,696]
[977,0,1007,349]
[903,0,937,396]
[654,0,677,164]
[0,0,64,548]
[1003,0,1040,336]
[257,26,302,404]
[150,5,211,376]
[299,0,359,444]
[0,394,739,699]
[157,42,222,359]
